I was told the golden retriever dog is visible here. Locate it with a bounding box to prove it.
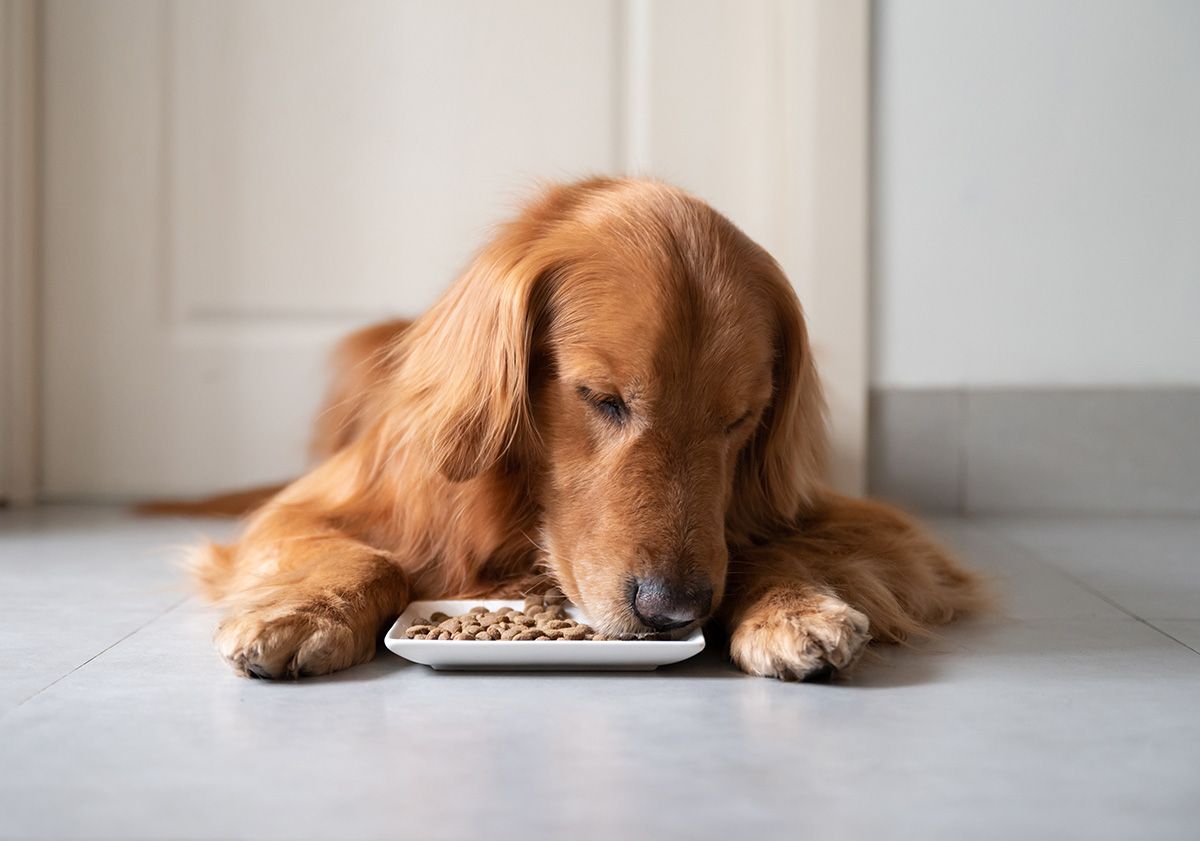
[189,177,984,681]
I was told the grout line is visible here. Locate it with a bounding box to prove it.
[1138,624,1200,657]
[968,523,1200,658]
[1050,574,1200,655]
[5,595,191,716]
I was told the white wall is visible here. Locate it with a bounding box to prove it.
[873,0,1200,388]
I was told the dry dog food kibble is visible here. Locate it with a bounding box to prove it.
[404,591,611,641]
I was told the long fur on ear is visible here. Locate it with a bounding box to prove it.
[384,222,555,482]
[727,254,828,538]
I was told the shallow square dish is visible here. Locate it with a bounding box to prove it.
[385,600,705,671]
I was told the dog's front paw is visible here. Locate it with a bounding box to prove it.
[215,604,370,680]
[729,594,870,682]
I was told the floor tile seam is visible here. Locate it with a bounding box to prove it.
[1135,621,1200,656]
[965,522,1200,658]
[2,595,192,719]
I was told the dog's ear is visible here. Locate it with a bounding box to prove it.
[728,258,827,536]
[389,224,553,482]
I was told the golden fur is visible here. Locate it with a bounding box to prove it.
[193,177,985,681]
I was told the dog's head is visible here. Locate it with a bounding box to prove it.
[402,178,825,636]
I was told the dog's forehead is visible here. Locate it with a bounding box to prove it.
[550,266,775,400]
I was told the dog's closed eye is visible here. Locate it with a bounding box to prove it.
[577,385,629,425]
[725,411,753,435]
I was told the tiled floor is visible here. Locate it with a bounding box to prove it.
[1,506,1197,840]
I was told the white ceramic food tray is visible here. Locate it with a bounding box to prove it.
[385,600,705,671]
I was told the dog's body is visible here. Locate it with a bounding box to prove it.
[196,178,984,681]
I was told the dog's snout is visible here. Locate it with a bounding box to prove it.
[631,576,713,631]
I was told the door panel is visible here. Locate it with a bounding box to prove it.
[41,0,867,498]
[171,1,617,319]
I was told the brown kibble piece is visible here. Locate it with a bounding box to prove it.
[403,603,633,644]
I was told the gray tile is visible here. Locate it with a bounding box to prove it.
[927,519,1130,622]
[965,389,1200,514]
[3,509,1199,841]
[4,602,1199,841]
[868,389,964,512]
[0,506,236,711]
[976,516,1200,621]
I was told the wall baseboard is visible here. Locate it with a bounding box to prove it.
[868,387,1200,515]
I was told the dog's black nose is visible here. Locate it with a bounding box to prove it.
[631,577,713,631]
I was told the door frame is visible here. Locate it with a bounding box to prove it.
[0,0,38,505]
[622,0,869,493]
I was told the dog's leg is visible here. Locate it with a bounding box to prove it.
[723,493,986,681]
[197,514,410,680]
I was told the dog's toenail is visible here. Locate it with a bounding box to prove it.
[246,664,272,680]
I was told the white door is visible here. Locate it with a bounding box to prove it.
[36,0,868,500]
